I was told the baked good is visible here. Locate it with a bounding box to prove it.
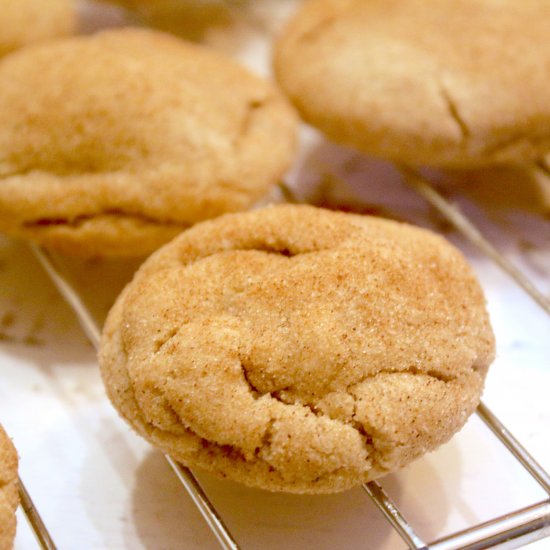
[0,425,18,550]
[99,204,495,494]
[443,158,550,214]
[274,0,550,167]
[0,28,298,257]
[97,1,235,44]
[0,0,75,57]
[97,0,197,13]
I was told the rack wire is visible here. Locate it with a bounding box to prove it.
[19,166,550,550]
[17,478,56,550]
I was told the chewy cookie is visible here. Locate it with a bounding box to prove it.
[0,425,18,550]
[0,0,75,57]
[100,204,495,493]
[274,0,550,167]
[0,28,297,257]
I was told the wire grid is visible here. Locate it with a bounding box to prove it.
[18,167,550,550]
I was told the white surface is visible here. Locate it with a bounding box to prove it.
[1,1,549,549]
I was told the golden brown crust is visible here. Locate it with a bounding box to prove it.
[99,204,495,493]
[0,0,75,57]
[274,0,550,167]
[0,28,298,257]
[0,425,18,550]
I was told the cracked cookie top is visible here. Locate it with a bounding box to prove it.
[0,0,75,57]
[99,204,495,493]
[0,425,18,550]
[0,28,298,257]
[274,0,550,167]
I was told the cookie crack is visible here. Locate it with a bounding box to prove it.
[235,364,459,471]
[257,247,296,258]
[22,209,189,229]
[255,390,377,471]
[240,360,297,405]
[153,326,182,353]
[439,82,470,142]
[175,244,319,272]
[118,330,161,434]
[236,97,267,145]
[200,438,248,462]
[350,397,384,470]
[347,366,457,392]
[118,330,197,440]
[118,331,267,456]
[345,365,475,470]
[257,416,276,456]
[240,359,262,399]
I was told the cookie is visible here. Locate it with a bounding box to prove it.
[98,0,235,43]
[99,204,495,493]
[98,0,193,12]
[444,159,550,214]
[0,0,75,57]
[274,0,550,167]
[0,28,298,257]
[0,425,18,550]
[96,0,235,43]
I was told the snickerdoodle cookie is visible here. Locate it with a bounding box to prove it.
[274,0,550,167]
[0,0,75,57]
[0,425,18,550]
[0,28,297,257]
[99,204,495,493]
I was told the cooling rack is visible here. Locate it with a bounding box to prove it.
[12,161,549,549]
[2,1,549,548]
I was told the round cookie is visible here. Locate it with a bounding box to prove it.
[0,0,75,57]
[0,28,298,257]
[99,204,495,494]
[0,425,18,550]
[274,0,550,167]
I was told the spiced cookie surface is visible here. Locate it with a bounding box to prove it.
[0,425,18,550]
[0,28,297,256]
[100,204,495,493]
[0,0,75,57]
[274,0,550,167]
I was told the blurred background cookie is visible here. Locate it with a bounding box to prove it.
[0,0,76,57]
[100,204,495,494]
[441,158,550,214]
[0,28,298,257]
[274,0,550,167]
[0,425,18,550]
[95,0,234,40]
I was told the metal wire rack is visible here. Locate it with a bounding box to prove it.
[15,165,550,550]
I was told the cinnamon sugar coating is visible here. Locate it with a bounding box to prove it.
[100,205,495,493]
